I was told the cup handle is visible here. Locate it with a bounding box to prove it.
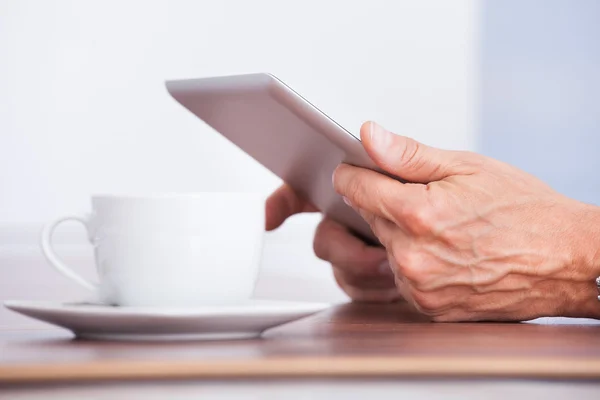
[40,215,98,291]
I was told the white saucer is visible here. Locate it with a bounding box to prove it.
[4,300,329,341]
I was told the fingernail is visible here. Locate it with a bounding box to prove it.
[342,196,352,207]
[369,121,391,152]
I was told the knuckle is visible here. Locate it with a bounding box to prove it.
[411,290,445,315]
[455,150,485,172]
[394,250,426,284]
[395,201,414,223]
[405,205,435,233]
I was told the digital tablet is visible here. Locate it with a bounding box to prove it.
[166,73,383,243]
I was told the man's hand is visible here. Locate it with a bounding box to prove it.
[333,121,600,321]
[266,185,401,302]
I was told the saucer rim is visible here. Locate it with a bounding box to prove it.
[3,299,331,318]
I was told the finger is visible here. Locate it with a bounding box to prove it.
[332,264,396,291]
[394,278,416,307]
[265,184,318,230]
[388,255,423,309]
[313,218,388,272]
[333,163,425,226]
[333,268,402,303]
[341,286,402,303]
[350,207,398,249]
[360,121,482,183]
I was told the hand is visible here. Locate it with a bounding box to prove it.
[265,185,401,302]
[333,121,600,321]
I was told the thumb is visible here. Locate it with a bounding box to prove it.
[360,121,479,183]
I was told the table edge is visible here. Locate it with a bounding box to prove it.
[2,356,600,383]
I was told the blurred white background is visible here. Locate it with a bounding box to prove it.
[0,0,478,327]
[1,0,477,221]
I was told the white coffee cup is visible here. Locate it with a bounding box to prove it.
[40,193,265,307]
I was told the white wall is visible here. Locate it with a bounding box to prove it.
[479,0,600,206]
[0,0,478,327]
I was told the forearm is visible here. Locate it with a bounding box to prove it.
[566,202,600,319]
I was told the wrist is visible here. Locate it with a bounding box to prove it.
[565,202,600,319]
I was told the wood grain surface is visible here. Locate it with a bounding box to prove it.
[2,302,600,383]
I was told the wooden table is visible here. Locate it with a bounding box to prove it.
[2,301,600,386]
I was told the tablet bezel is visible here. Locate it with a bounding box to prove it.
[166,73,380,243]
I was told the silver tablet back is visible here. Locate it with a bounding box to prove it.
[166,73,377,243]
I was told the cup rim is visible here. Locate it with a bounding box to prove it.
[91,192,265,201]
